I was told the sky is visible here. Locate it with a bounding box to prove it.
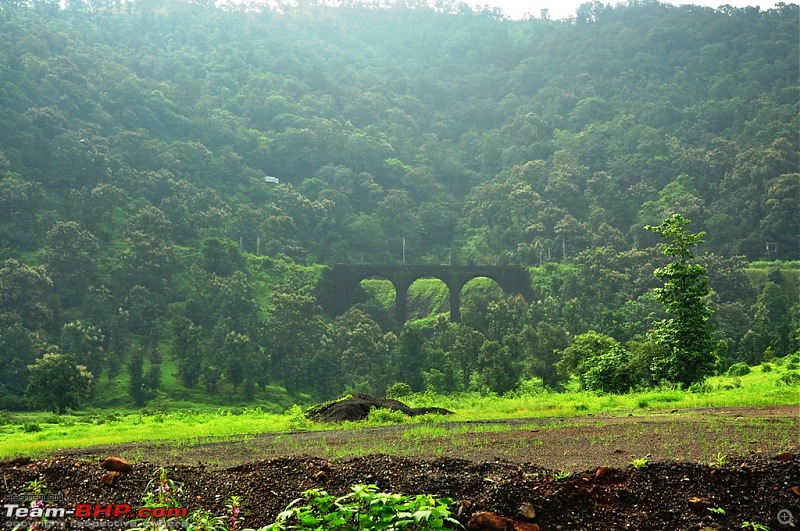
[479,0,781,20]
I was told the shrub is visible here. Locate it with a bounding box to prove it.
[726,362,751,377]
[264,484,461,530]
[776,371,800,387]
[688,380,712,394]
[23,422,41,433]
[581,344,633,393]
[367,406,407,424]
[760,363,773,373]
[385,382,413,399]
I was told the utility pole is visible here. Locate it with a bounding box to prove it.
[402,237,406,264]
[765,242,777,260]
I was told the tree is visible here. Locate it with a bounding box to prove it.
[0,259,54,331]
[644,214,716,387]
[220,331,253,392]
[200,236,245,276]
[581,344,633,394]
[59,320,105,382]
[477,339,521,395]
[0,324,37,407]
[43,221,100,307]
[171,315,204,388]
[556,330,618,380]
[128,349,147,406]
[26,353,92,414]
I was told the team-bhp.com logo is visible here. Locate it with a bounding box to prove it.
[4,503,188,519]
[3,494,188,529]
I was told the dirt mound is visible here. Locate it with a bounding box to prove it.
[306,393,454,422]
[2,452,797,530]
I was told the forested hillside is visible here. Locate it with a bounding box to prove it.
[0,0,797,410]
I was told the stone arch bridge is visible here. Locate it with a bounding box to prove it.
[321,264,533,324]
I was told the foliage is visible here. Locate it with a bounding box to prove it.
[580,343,633,394]
[0,0,796,409]
[726,362,751,377]
[264,484,461,530]
[25,353,92,414]
[645,215,716,387]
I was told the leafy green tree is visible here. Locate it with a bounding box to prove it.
[428,320,486,391]
[220,331,253,392]
[0,173,44,250]
[268,288,327,393]
[43,221,100,307]
[119,206,175,293]
[59,320,105,381]
[645,214,716,387]
[330,308,395,396]
[200,236,245,276]
[520,321,569,389]
[26,352,93,414]
[0,324,37,407]
[0,259,53,331]
[740,281,794,363]
[581,344,633,394]
[477,338,521,395]
[122,285,164,352]
[128,349,147,406]
[556,330,618,380]
[389,325,427,392]
[170,315,204,388]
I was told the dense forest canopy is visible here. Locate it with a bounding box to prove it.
[0,0,797,409]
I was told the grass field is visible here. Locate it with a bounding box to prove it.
[2,356,797,459]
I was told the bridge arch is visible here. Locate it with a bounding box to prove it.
[323,264,533,324]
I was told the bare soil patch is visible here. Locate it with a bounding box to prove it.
[2,405,798,530]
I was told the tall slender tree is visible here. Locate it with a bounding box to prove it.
[645,214,716,387]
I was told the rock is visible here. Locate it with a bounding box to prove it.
[101,456,132,472]
[2,456,31,467]
[776,452,794,462]
[101,471,120,486]
[518,502,536,520]
[467,511,540,531]
[688,496,713,511]
[790,486,800,497]
[595,466,614,480]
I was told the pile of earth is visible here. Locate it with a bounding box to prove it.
[306,393,454,422]
[2,452,798,530]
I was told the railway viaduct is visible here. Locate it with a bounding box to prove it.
[321,264,533,323]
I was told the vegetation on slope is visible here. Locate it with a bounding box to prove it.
[0,0,797,411]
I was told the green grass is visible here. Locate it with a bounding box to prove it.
[1,359,797,459]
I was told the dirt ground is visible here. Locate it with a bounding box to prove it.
[2,405,799,530]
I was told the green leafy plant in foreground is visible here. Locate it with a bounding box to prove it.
[740,522,770,530]
[263,484,462,530]
[552,470,571,481]
[13,479,51,531]
[131,467,185,531]
[710,452,727,467]
[629,455,649,469]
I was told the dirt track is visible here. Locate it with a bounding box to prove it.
[2,405,799,530]
[56,404,800,471]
